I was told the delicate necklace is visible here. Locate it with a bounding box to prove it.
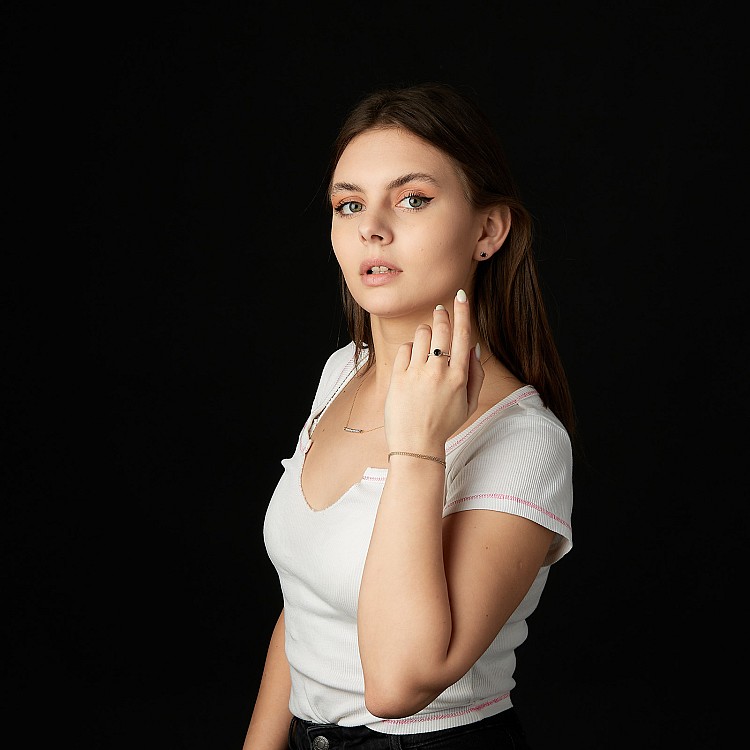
[343,369,383,434]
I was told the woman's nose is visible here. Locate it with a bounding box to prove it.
[358,211,393,245]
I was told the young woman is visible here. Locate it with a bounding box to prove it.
[243,82,575,749]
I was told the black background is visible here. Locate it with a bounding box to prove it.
[4,2,746,748]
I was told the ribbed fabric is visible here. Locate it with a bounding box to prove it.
[263,342,573,735]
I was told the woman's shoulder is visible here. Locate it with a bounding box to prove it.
[447,385,572,461]
[318,341,357,384]
[310,342,358,408]
[444,385,574,560]
[321,341,357,374]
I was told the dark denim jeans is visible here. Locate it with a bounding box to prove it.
[288,708,531,749]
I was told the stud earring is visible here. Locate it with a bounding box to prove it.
[480,252,487,258]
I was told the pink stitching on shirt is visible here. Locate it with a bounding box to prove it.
[381,694,509,725]
[444,493,571,530]
[362,472,386,483]
[447,388,537,453]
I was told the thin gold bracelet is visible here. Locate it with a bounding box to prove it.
[388,451,447,468]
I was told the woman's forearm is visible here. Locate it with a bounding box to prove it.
[357,455,455,717]
[242,609,292,750]
[358,457,554,721]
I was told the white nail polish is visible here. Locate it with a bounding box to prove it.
[456,289,467,303]
[475,343,481,360]
[435,304,445,311]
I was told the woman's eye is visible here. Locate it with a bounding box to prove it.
[334,200,364,215]
[397,194,433,210]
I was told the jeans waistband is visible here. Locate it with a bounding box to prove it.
[288,707,525,749]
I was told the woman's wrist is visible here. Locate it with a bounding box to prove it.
[388,451,447,468]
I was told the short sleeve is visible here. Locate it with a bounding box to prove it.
[444,409,573,566]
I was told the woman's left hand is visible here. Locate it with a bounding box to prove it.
[384,289,485,454]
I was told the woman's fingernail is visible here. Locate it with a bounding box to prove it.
[456,289,467,303]
[435,304,445,311]
[475,343,481,360]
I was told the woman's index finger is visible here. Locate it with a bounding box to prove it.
[450,289,473,365]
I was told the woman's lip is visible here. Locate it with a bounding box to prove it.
[359,259,402,275]
[361,269,400,286]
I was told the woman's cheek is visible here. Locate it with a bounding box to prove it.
[331,242,358,286]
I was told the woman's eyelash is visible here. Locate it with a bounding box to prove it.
[333,200,363,215]
[399,193,434,210]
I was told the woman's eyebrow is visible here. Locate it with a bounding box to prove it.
[386,172,440,190]
[330,172,440,198]
[330,181,360,197]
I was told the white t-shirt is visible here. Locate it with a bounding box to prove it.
[263,342,573,734]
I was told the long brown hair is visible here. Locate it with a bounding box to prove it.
[324,82,576,439]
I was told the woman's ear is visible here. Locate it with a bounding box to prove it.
[475,205,511,260]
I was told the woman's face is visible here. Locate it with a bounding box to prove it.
[330,127,483,320]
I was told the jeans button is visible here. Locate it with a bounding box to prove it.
[312,736,330,750]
